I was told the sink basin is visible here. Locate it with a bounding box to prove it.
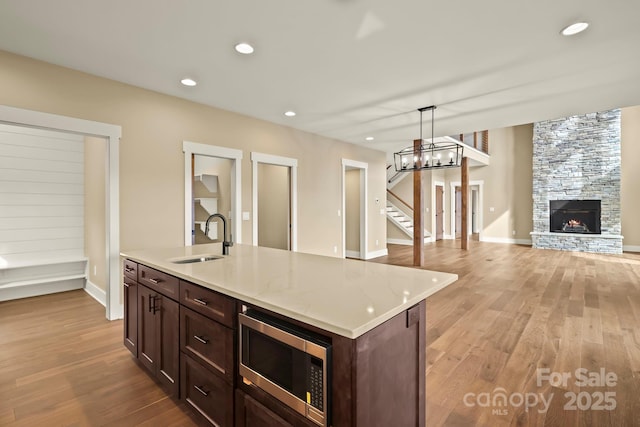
[170,255,223,264]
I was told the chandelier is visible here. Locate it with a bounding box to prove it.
[393,105,464,172]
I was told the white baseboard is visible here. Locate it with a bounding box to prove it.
[481,236,533,245]
[365,248,389,259]
[345,250,361,259]
[84,280,107,307]
[443,234,454,240]
[623,245,640,253]
[0,277,85,302]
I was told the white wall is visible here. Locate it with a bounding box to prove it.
[0,124,85,266]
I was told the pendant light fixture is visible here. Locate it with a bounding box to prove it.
[393,105,464,172]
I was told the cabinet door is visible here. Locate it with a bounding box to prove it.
[181,354,233,427]
[157,295,180,396]
[181,306,234,383]
[123,278,138,356]
[236,390,292,427]
[138,284,157,374]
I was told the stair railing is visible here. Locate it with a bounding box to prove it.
[387,189,413,213]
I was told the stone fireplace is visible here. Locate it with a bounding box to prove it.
[531,110,623,254]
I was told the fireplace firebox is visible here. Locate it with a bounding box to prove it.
[549,200,601,234]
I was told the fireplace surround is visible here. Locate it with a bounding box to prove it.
[531,109,622,254]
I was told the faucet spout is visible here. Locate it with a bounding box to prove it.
[204,213,233,255]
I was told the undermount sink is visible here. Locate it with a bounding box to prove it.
[170,255,223,264]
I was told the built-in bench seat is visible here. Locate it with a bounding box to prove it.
[0,257,87,302]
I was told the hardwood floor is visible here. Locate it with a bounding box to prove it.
[371,241,640,427]
[0,290,199,426]
[1,241,638,426]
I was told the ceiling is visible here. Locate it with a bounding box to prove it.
[1,0,639,155]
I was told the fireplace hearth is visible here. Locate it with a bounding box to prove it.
[550,200,601,234]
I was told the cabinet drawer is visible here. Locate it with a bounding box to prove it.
[138,264,179,300]
[236,390,293,427]
[181,354,233,427]
[123,259,137,280]
[180,280,235,328]
[181,306,233,384]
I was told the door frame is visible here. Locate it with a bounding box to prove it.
[432,181,445,241]
[251,152,298,251]
[449,180,484,240]
[0,104,122,320]
[183,141,243,246]
[341,159,368,259]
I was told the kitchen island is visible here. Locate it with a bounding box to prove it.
[121,243,457,427]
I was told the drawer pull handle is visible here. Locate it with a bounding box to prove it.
[194,335,209,344]
[193,298,208,306]
[125,266,134,272]
[194,385,209,397]
[148,278,161,284]
[124,283,130,288]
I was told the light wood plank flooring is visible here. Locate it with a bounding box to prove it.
[0,290,199,426]
[1,241,639,426]
[371,241,640,427]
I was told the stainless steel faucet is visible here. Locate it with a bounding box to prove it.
[204,213,233,255]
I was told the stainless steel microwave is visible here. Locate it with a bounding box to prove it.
[239,309,331,426]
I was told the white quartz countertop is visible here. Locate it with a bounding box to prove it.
[121,244,458,339]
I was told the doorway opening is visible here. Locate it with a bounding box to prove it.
[251,152,297,251]
[183,141,243,246]
[192,156,234,245]
[450,180,484,241]
[342,159,367,259]
[0,105,121,320]
[433,182,444,241]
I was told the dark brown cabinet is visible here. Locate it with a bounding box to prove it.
[137,284,179,396]
[182,354,233,427]
[123,260,138,356]
[124,258,426,427]
[180,306,234,383]
[236,390,292,427]
[179,282,236,426]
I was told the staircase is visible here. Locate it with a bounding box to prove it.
[386,201,431,243]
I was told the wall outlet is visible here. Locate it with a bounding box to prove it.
[380,208,385,215]
[333,245,338,254]
[513,230,516,236]
[242,211,250,221]
[376,239,379,246]
[337,209,341,217]
[93,265,97,276]
[489,207,495,212]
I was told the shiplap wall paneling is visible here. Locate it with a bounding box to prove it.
[0,123,85,267]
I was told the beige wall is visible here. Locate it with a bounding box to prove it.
[345,169,360,252]
[468,125,534,241]
[257,163,289,250]
[621,106,640,248]
[84,136,107,291]
[0,50,387,259]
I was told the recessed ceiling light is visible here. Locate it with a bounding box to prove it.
[561,22,589,36]
[235,42,254,55]
[181,78,197,87]
[365,136,374,141]
[284,111,296,117]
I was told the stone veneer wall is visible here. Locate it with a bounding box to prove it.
[531,109,622,254]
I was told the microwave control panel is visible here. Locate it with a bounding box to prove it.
[309,358,323,411]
